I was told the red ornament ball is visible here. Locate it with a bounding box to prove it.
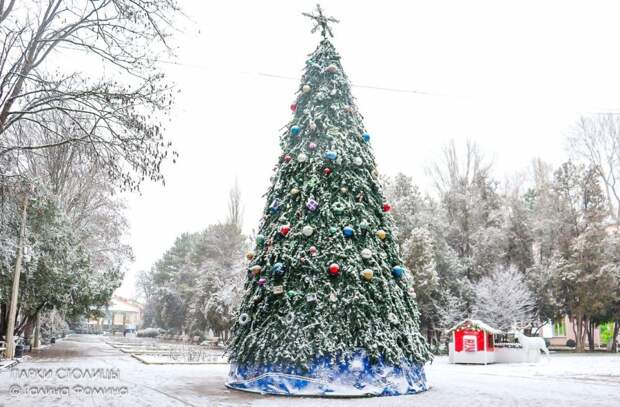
[290,103,297,112]
[328,263,341,276]
[323,167,332,175]
[283,155,292,162]
[279,224,291,236]
[382,203,392,212]
[308,246,318,256]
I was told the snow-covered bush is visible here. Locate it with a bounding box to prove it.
[137,328,160,338]
[472,265,536,330]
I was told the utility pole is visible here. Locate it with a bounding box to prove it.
[4,193,29,359]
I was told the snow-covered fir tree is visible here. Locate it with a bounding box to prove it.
[226,5,431,396]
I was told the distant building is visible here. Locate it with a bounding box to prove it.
[541,316,602,348]
[89,296,144,333]
[605,221,619,235]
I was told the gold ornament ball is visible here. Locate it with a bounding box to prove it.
[361,269,374,281]
[326,64,338,73]
[302,84,311,93]
[344,105,353,113]
[250,265,262,276]
[376,230,387,240]
[290,187,300,196]
[246,251,255,261]
[340,186,348,193]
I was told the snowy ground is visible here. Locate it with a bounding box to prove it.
[0,335,618,406]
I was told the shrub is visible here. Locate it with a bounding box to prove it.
[190,330,204,341]
[566,339,576,348]
[137,328,159,338]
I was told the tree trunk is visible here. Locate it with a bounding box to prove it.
[15,302,47,337]
[33,311,41,349]
[574,314,586,352]
[586,319,595,351]
[571,315,578,351]
[0,303,6,338]
[609,320,619,353]
[4,193,29,358]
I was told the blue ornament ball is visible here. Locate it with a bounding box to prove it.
[362,132,370,142]
[291,126,301,136]
[324,150,338,161]
[272,262,285,276]
[392,265,405,278]
[342,226,354,237]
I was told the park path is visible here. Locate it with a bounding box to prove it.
[0,335,619,406]
[0,335,251,406]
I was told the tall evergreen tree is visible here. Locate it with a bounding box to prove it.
[227,6,431,396]
[550,163,617,351]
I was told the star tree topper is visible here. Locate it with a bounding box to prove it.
[302,4,339,38]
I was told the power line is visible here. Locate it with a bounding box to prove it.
[157,59,444,96]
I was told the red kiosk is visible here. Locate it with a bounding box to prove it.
[448,319,501,364]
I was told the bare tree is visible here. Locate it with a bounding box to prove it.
[226,179,244,228]
[16,115,133,271]
[568,114,620,220]
[429,139,492,197]
[1,113,133,345]
[428,140,504,285]
[0,0,180,191]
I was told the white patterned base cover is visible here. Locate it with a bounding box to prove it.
[226,353,428,397]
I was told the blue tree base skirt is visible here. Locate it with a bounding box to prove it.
[226,354,428,397]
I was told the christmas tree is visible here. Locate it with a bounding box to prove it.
[227,5,431,396]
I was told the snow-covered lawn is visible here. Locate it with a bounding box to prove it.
[132,353,226,364]
[105,336,227,364]
[0,335,618,406]
[417,354,620,407]
[433,353,620,385]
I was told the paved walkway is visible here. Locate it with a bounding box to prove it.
[0,335,618,406]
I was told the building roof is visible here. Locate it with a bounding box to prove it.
[605,222,619,234]
[107,297,142,313]
[447,318,503,334]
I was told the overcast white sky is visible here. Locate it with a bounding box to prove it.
[117,0,620,297]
